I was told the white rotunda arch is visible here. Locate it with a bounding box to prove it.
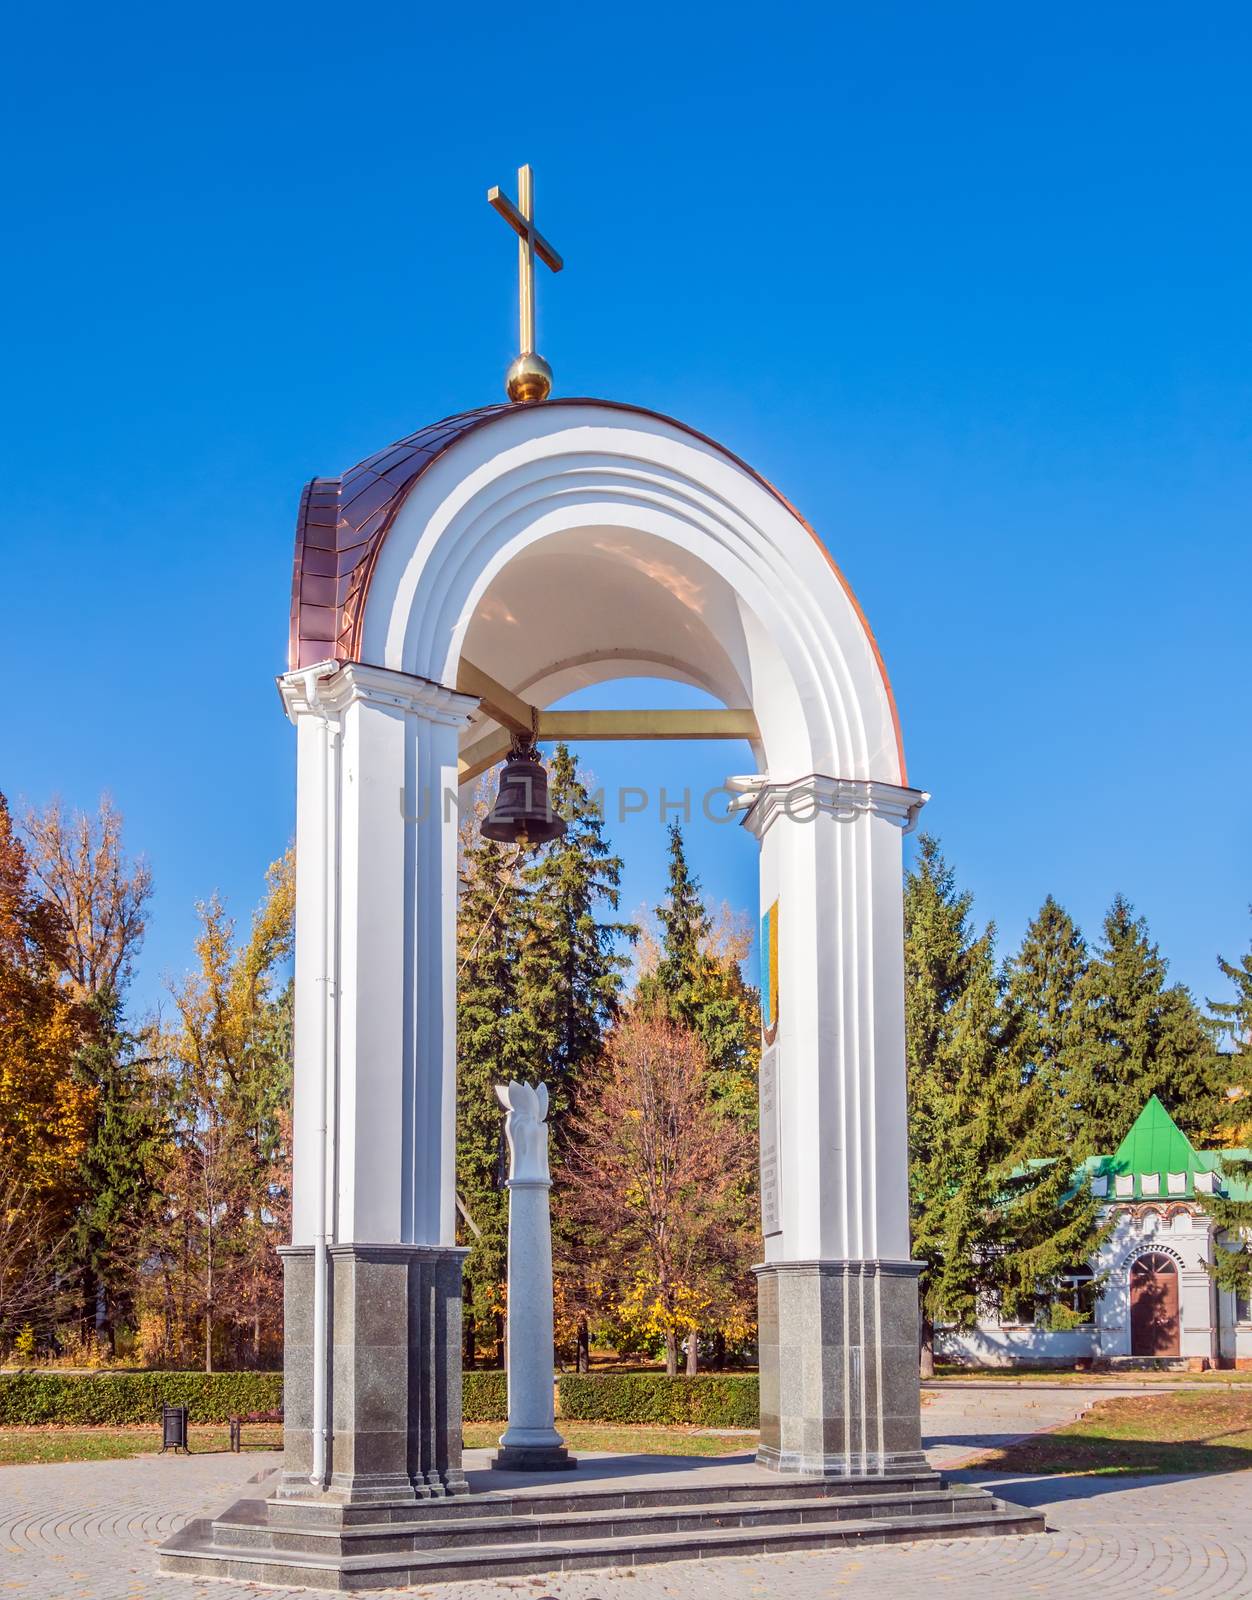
[277,398,928,1501]
[355,403,905,786]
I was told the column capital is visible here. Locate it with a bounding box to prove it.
[278,659,478,729]
[732,773,929,839]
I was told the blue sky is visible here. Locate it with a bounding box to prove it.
[3,3,1250,1016]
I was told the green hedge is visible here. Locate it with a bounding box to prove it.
[0,1370,510,1427]
[0,1368,756,1429]
[557,1373,758,1428]
[462,1370,508,1422]
[0,1372,283,1426]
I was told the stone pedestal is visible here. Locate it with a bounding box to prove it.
[756,1260,926,1477]
[278,1243,468,1503]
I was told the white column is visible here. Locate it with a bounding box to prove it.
[743,776,927,1266]
[741,773,930,1477]
[492,1082,573,1471]
[281,661,477,1248]
[279,662,477,1503]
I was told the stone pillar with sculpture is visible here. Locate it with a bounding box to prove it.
[491,1081,575,1472]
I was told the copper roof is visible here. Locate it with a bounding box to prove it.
[289,403,511,671]
[288,398,908,783]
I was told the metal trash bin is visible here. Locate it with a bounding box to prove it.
[160,1404,190,1454]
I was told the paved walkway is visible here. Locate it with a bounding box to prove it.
[0,1385,1247,1599]
[920,1378,1157,1467]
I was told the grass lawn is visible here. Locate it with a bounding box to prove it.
[971,1389,1252,1475]
[0,1424,284,1466]
[0,1421,754,1468]
[934,1364,1252,1384]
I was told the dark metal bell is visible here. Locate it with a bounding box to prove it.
[480,743,567,847]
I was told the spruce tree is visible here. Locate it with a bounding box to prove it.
[685,912,761,1122]
[455,752,635,1364]
[1069,895,1220,1153]
[906,837,1102,1375]
[67,991,166,1351]
[515,745,636,1123]
[636,824,759,1100]
[1004,896,1088,1148]
[1199,920,1252,1305]
[643,822,711,1022]
[455,803,525,1360]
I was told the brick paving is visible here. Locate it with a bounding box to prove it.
[0,1385,1247,1599]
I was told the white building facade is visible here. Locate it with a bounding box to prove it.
[940,1096,1252,1370]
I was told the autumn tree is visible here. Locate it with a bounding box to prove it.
[0,1174,66,1355]
[22,797,151,1004]
[0,795,93,1221]
[16,796,156,1347]
[153,851,294,1369]
[631,825,761,1369]
[562,1008,754,1376]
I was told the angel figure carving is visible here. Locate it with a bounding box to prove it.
[494,1080,551,1184]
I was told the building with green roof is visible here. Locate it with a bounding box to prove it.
[939,1095,1252,1369]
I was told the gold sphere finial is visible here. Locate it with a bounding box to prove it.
[505,351,553,404]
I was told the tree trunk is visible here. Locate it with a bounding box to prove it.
[713,1330,726,1371]
[664,1330,678,1377]
[576,1315,590,1374]
[494,1311,506,1370]
[205,1235,214,1374]
[95,1279,109,1354]
[919,1317,935,1381]
[685,1329,699,1375]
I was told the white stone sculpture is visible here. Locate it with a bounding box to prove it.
[491,1081,574,1471]
[497,1080,551,1183]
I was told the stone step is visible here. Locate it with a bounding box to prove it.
[268,1470,945,1527]
[215,1485,990,1556]
[161,1496,1044,1590]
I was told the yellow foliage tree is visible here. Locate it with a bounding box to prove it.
[0,796,95,1213]
[152,850,295,1371]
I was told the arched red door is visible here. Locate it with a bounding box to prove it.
[1130,1252,1180,1357]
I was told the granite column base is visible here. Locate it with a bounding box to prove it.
[755,1259,926,1477]
[277,1243,469,1504]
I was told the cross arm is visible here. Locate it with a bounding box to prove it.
[486,186,564,272]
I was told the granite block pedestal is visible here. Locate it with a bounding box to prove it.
[277,1242,468,1504]
[756,1259,927,1477]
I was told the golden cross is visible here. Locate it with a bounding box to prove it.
[488,164,563,402]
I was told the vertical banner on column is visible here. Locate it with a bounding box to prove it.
[761,898,779,1045]
[759,898,781,1237]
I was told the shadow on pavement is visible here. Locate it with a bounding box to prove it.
[949,1465,1228,1504]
